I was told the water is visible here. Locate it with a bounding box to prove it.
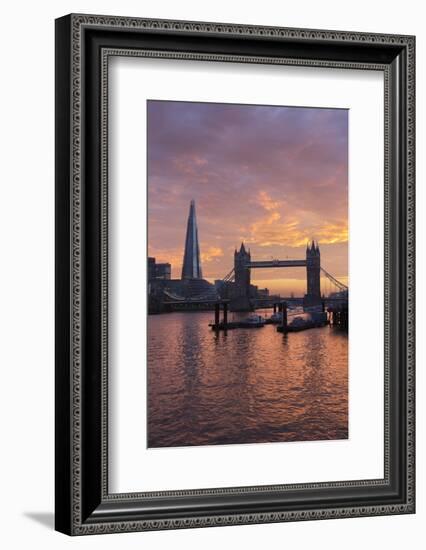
[147,310,348,448]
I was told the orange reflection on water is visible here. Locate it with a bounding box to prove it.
[147,311,348,448]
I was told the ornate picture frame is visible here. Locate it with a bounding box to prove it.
[55,14,415,535]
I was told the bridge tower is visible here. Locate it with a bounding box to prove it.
[231,242,252,311]
[304,240,321,308]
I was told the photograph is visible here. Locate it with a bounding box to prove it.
[147,100,349,448]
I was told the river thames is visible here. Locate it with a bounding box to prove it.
[147,310,348,448]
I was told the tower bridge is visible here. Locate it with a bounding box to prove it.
[229,240,322,311]
[225,240,347,311]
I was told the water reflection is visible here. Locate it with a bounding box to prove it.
[147,310,348,447]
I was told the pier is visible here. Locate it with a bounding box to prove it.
[276,301,328,333]
[209,301,266,330]
[209,300,332,333]
[328,305,349,329]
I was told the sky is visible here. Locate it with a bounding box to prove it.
[147,100,348,296]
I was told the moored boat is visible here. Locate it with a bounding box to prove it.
[266,312,283,324]
[239,314,265,328]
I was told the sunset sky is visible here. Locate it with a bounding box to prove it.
[147,100,348,296]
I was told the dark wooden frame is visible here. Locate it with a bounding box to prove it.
[55,13,415,535]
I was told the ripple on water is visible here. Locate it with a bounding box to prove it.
[148,310,348,448]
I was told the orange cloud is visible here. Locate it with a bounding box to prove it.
[256,190,283,211]
[243,192,348,248]
[316,222,348,244]
[246,216,348,248]
[201,246,224,263]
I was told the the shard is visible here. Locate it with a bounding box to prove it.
[181,200,203,279]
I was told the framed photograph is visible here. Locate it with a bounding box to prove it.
[55,14,415,535]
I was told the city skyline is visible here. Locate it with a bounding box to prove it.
[148,100,348,295]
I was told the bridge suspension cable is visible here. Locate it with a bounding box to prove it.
[222,267,235,283]
[162,289,186,301]
[320,267,348,292]
[219,264,347,293]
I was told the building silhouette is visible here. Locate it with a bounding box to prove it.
[148,257,171,281]
[181,199,203,279]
